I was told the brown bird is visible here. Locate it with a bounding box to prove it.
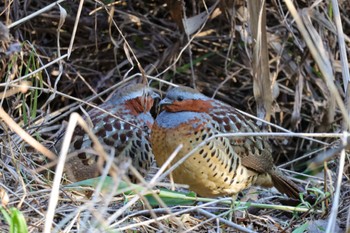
[150,86,301,198]
[60,84,159,182]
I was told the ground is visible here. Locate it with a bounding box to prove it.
[0,0,349,232]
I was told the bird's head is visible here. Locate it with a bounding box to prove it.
[159,86,213,113]
[113,84,160,114]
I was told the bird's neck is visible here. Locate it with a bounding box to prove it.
[124,96,154,115]
[155,111,211,128]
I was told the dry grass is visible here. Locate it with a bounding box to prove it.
[0,0,349,232]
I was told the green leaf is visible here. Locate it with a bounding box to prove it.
[292,222,309,233]
[65,176,143,195]
[10,208,28,233]
[65,176,197,206]
[0,207,11,225]
[145,188,196,206]
[0,207,28,233]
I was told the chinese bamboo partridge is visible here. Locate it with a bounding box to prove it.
[151,86,301,198]
[61,84,159,182]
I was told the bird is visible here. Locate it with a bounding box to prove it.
[150,86,302,199]
[60,83,159,183]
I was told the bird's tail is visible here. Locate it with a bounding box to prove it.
[270,169,302,199]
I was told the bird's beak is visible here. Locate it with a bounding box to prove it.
[159,97,173,107]
[151,91,161,100]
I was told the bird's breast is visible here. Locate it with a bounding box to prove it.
[137,112,154,129]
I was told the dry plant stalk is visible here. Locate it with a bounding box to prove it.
[247,0,272,122]
[0,81,56,160]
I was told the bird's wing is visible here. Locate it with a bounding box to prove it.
[210,103,274,173]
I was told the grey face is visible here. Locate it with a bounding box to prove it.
[111,84,159,104]
[165,86,210,102]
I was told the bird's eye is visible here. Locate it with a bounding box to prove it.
[177,96,184,101]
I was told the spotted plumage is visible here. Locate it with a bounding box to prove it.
[60,84,158,182]
[151,86,301,198]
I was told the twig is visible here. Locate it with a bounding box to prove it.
[326,132,348,232]
[196,208,257,233]
[0,108,56,160]
[8,0,66,28]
